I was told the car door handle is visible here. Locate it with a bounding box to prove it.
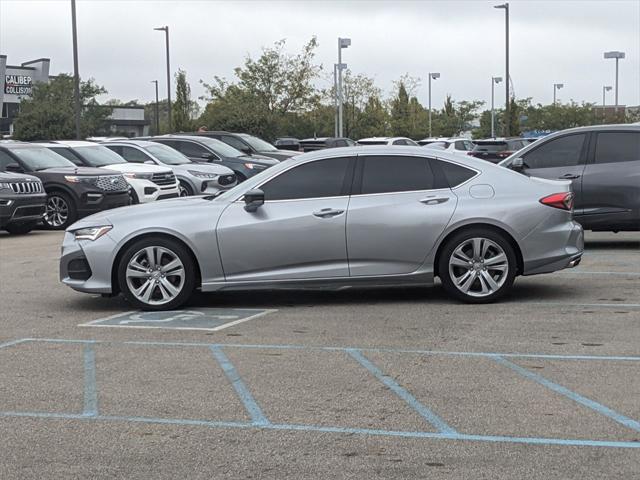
[419,196,449,205]
[559,173,581,179]
[313,208,345,218]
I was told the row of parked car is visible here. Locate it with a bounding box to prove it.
[1,124,638,235]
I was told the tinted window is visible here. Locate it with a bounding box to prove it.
[178,141,210,158]
[454,141,465,150]
[334,139,348,147]
[473,142,507,152]
[261,157,350,201]
[105,145,123,156]
[361,156,434,194]
[523,134,586,169]
[434,160,477,188]
[50,147,83,165]
[392,139,406,145]
[121,146,153,163]
[594,132,640,164]
[0,150,15,169]
[222,135,249,151]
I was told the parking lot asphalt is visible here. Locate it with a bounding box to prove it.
[0,230,639,479]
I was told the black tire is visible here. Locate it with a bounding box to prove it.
[5,221,37,235]
[117,236,196,311]
[43,191,77,230]
[179,181,194,197]
[438,228,517,304]
[235,172,247,183]
[129,189,140,205]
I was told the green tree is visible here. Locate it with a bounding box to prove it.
[12,74,110,141]
[173,69,198,132]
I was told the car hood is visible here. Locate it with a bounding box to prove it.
[230,155,279,166]
[36,166,121,176]
[101,164,172,174]
[171,163,234,175]
[67,196,227,230]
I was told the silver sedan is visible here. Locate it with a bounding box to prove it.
[60,146,584,310]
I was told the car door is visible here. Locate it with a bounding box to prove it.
[519,133,588,213]
[346,154,457,276]
[580,130,640,225]
[216,156,355,282]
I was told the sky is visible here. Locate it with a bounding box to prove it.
[1,0,639,112]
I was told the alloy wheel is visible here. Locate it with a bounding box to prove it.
[44,195,69,227]
[448,237,509,298]
[125,246,186,306]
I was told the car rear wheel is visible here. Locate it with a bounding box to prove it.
[438,228,517,303]
[118,237,196,311]
[43,192,77,230]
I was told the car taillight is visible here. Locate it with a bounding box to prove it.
[540,192,574,211]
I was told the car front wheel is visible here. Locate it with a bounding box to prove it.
[44,192,77,230]
[438,229,517,303]
[118,237,196,311]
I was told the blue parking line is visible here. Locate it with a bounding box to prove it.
[492,355,640,432]
[209,345,270,426]
[346,348,457,435]
[83,343,98,417]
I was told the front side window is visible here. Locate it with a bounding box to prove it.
[50,147,83,166]
[120,146,153,163]
[360,156,434,194]
[522,134,586,169]
[594,132,640,164]
[222,135,251,152]
[144,144,191,165]
[261,157,351,201]
[178,141,209,158]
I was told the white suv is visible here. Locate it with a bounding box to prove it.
[420,137,475,156]
[357,137,419,146]
[44,141,180,203]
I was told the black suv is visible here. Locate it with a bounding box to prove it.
[468,138,527,163]
[178,131,299,161]
[0,171,46,234]
[149,135,278,182]
[0,143,130,230]
[501,125,640,232]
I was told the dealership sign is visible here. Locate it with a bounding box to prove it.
[4,75,33,95]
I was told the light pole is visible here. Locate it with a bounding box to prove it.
[553,83,564,105]
[70,0,81,139]
[604,51,625,114]
[602,85,612,123]
[494,3,509,136]
[151,80,159,134]
[337,37,351,137]
[428,72,440,138]
[491,76,502,138]
[154,26,171,132]
[333,64,338,138]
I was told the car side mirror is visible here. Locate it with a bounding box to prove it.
[243,189,264,212]
[5,163,24,173]
[201,152,215,161]
[241,146,252,155]
[511,157,525,170]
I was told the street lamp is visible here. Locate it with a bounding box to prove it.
[151,80,159,135]
[553,83,564,105]
[428,72,440,138]
[70,0,81,139]
[337,38,351,137]
[491,76,502,138]
[494,3,510,136]
[602,85,612,123]
[154,26,172,132]
[604,51,625,113]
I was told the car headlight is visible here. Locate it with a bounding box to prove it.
[123,172,154,180]
[73,225,112,241]
[187,170,218,179]
[244,163,266,170]
[65,175,98,184]
[0,182,11,190]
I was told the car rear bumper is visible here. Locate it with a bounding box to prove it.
[522,220,584,276]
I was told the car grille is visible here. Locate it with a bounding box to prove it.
[13,205,45,219]
[10,181,43,194]
[151,172,176,186]
[218,174,236,186]
[95,175,128,192]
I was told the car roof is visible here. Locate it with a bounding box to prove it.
[0,142,51,150]
[101,139,157,148]
[33,142,69,148]
[52,140,100,147]
[150,135,210,143]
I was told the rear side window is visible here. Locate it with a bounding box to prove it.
[522,134,586,169]
[594,132,640,164]
[360,156,434,194]
[262,157,351,201]
[433,160,477,188]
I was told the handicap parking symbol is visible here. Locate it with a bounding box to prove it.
[79,308,276,331]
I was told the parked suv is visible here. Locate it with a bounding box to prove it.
[0,171,46,234]
[422,137,476,156]
[102,140,237,197]
[43,141,180,204]
[0,143,130,229]
[299,137,356,152]
[469,138,527,163]
[180,131,299,161]
[501,125,640,232]
[149,135,278,182]
[357,137,418,146]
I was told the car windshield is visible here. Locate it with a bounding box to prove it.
[75,145,127,166]
[196,137,246,158]
[144,144,192,165]
[473,142,508,152]
[10,147,75,170]
[238,134,278,152]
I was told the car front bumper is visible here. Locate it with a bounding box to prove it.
[60,230,117,293]
[0,194,47,228]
